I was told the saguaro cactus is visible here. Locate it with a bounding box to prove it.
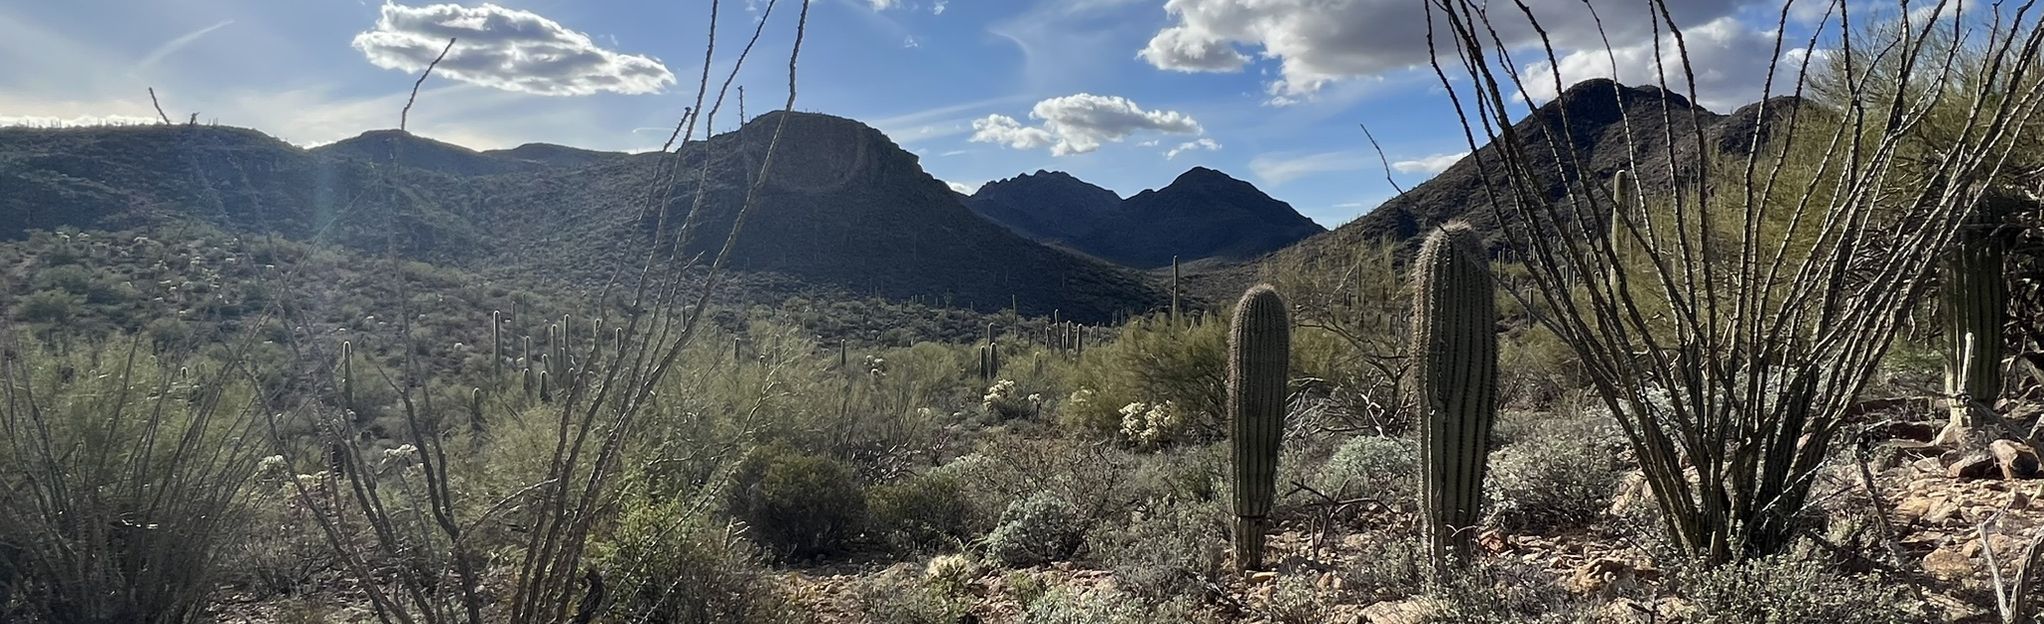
[1228,284,1290,571]
[1172,256,1183,326]
[1408,222,1498,576]
[1939,215,2007,443]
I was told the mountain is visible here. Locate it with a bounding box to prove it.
[965,166,1325,269]
[0,113,1167,322]
[1290,78,1808,254]
[964,170,1123,245]
[484,143,624,169]
[311,129,536,177]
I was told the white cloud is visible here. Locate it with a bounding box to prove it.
[1391,151,1465,174]
[970,93,1203,156]
[945,180,982,194]
[869,0,900,9]
[137,20,233,70]
[1165,137,1220,159]
[351,3,675,96]
[1140,0,1743,97]
[933,0,948,14]
[970,114,1055,150]
[904,36,920,48]
[1248,150,1374,185]
[1519,16,1803,111]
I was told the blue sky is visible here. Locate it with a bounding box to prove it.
[1,0,1875,227]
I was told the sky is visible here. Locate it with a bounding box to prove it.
[0,0,1914,228]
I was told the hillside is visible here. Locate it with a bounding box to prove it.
[966,166,1325,269]
[0,114,1167,322]
[1261,79,1807,266]
[964,170,1124,245]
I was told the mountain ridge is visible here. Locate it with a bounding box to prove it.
[964,165,1325,269]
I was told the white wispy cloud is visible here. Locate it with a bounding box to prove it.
[970,93,1202,156]
[351,3,675,96]
[945,180,982,194]
[1391,151,1466,175]
[1248,150,1374,185]
[137,19,233,70]
[1165,137,1220,159]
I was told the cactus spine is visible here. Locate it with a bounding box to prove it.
[1408,222,1499,576]
[1228,285,1290,571]
[1939,214,2006,440]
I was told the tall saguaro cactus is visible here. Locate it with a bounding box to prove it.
[1172,256,1183,326]
[1408,222,1498,576]
[1939,215,2007,442]
[1228,285,1290,571]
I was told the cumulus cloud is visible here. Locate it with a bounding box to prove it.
[1140,0,1743,97]
[970,94,1203,156]
[970,114,1056,150]
[1165,137,1221,159]
[933,0,948,15]
[351,3,675,96]
[1391,151,1466,175]
[945,180,982,195]
[1519,16,1803,111]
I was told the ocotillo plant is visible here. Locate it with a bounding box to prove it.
[1228,285,1290,571]
[1940,214,2007,441]
[1408,222,1498,576]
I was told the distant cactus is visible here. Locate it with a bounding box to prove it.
[979,324,1000,380]
[491,310,503,381]
[1407,222,1499,576]
[1605,169,1636,293]
[339,340,356,414]
[1939,215,2007,441]
[469,387,485,434]
[1172,256,1183,326]
[1228,285,1290,571]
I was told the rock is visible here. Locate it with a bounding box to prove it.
[1946,451,1999,479]
[1992,439,2041,479]
[1568,558,1658,597]
[1922,547,1974,582]
[1361,597,1446,624]
[1247,571,1279,585]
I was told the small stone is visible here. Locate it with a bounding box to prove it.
[1247,571,1279,585]
[1992,439,2041,479]
[1947,451,1998,479]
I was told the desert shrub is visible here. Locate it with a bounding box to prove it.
[729,446,867,560]
[1023,587,1217,624]
[985,492,1086,568]
[1338,535,1428,603]
[854,563,970,624]
[596,505,797,624]
[0,339,262,624]
[922,553,981,597]
[1433,560,1596,623]
[13,289,83,323]
[1061,316,1229,439]
[1485,413,1623,534]
[940,437,1143,529]
[1309,435,1417,509]
[982,379,1038,420]
[1264,576,1336,624]
[1673,551,1917,624]
[868,470,979,555]
[1497,324,1585,408]
[1085,497,1225,600]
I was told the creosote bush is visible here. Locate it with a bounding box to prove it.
[729,445,869,560]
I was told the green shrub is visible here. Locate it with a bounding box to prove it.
[1061,316,1229,439]
[1085,498,1224,600]
[596,505,798,624]
[868,470,978,555]
[13,290,83,323]
[1673,551,1917,624]
[730,446,868,560]
[854,563,971,624]
[1485,414,1622,534]
[985,492,1086,568]
[1310,435,1417,508]
[1022,587,1217,624]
